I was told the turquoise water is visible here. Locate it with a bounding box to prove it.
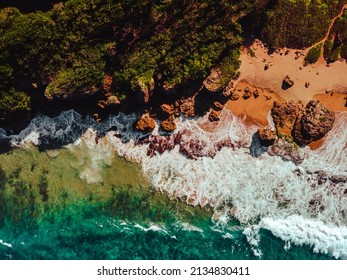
[0,194,333,260]
[0,148,333,260]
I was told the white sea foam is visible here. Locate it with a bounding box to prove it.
[260,215,347,259]
[105,110,346,258]
[0,239,12,248]
[12,131,40,148]
[5,109,346,258]
[243,225,262,257]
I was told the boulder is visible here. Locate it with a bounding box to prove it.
[98,95,120,109]
[293,100,335,145]
[135,113,156,132]
[158,104,173,120]
[208,109,221,122]
[243,87,252,99]
[229,93,240,101]
[212,101,224,111]
[282,75,294,89]
[257,128,277,146]
[253,89,260,98]
[271,100,304,136]
[179,97,195,117]
[160,117,177,132]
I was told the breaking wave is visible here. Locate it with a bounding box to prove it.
[1,109,346,258]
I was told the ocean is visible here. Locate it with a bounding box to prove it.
[0,109,346,260]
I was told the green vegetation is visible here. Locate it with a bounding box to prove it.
[0,0,247,122]
[323,39,341,62]
[1,0,347,123]
[304,43,322,64]
[329,9,347,60]
[261,0,347,48]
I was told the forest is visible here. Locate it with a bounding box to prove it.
[0,0,346,124]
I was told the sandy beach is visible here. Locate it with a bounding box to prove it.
[226,40,347,127]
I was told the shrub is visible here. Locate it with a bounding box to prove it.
[304,43,322,64]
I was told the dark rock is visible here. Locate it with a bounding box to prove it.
[253,89,260,98]
[282,75,294,89]
[212,101,224,111]
[157,104,173,120]
[243,87,252,99]
[267,139,304,165]
[208,109,221,122]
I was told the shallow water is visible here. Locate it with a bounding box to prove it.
[0,110,346,259]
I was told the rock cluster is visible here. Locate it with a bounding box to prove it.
[143,130,237,159]
[258,99,335,165]
[270,100,334,146]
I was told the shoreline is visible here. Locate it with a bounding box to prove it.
[224,40,347,149]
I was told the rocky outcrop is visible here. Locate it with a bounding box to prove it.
[135,113,156,132]
[293,100,335,145]
[257,128,277,146]
[271,100,334,146]
[262,100,335,165]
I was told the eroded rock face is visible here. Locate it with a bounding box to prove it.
[257,128,277,146]
[293,100,335,145]
[135,113,156,132]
